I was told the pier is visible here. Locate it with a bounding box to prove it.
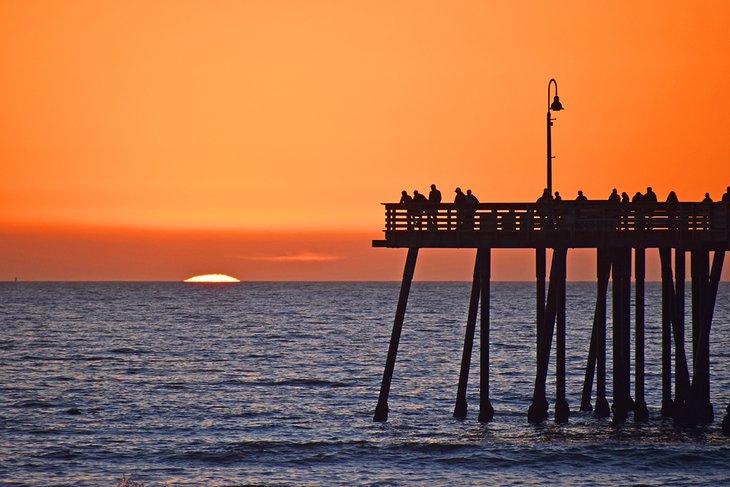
[372,200,730,431]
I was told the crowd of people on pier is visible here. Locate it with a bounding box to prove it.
[399,184,482,230]
[536,186,730,205]
[396,184,730,231]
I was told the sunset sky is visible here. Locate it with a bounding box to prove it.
[2,1,729,281]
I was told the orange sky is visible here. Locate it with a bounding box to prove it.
[1,1,729,280]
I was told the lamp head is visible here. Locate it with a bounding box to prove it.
[550,95,563,111]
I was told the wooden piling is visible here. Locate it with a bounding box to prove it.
[555,249,569,423]
[634,247,649,421]
[691,252,701,363]
[580,287,598,413]
[478,248,494,422]
[611,249,630,423]
[528,248,566,423]
[659,248,674,417]
[594,249,611,418]
[453,250,481,419]
[690,249,725,424]
[374,248,419,422]
[579,325,597,412]
[674,249,686,397]
[537,248,546,356]
[672,249,692,424]
[622,249,634,412]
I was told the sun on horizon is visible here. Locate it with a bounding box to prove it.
[183,273,241,283]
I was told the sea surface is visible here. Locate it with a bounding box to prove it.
[1,282,730,486]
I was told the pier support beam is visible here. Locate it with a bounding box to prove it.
[579,251,600,413]
[672,250,692,424]
[634,248,649,421]
[536,248,546,365]
[478,248,494,422]
[555,249,569,423]
[528,247,567,423]
[453,250,482,419]
[611,249,632,423]
[690,249,725,424]
[622,249,634,413]
[659,248,675,418]
[594,249,611,418]
[374,248,419,422]
[579,314,597,412]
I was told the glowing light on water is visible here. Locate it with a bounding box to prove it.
[183,274,240,283]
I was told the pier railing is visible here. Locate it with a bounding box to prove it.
[376,201,730,249]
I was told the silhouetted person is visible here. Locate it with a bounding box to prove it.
[454,187,466,230]
[413,190,428,229]
[722,186,730,202]
[666,191,679,229]
[400,190,412,205]
[608,188,620,204]
[701,193,714,230]
[576,190,587,202]
[632,191,647,230]
[536,188,552,230]
[554,191,562,202]
[644,186,657,204]
[618,192,630,229]
[537,188,552,204]
[465,189,479,230]
[400,190,414,230]
[429,184,442,204]
[607,188,620,229]
[454,187,466,206]
[428,184,442,231]
[465,189,479,205]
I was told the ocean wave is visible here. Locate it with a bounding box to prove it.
[36,449,79,460]
[258,378,351,387]
[109,347,146,354]
[165,439,371,464]
[13,400,56,409]
[18,354,117,362]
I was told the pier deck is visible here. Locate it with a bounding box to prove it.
[373,201,730,249]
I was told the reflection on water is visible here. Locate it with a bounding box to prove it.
[1,282,729,485]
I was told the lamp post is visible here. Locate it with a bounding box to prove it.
[547,78,564,198]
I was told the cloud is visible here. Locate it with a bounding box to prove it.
[243,252,343,263]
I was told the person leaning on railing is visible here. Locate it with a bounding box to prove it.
[465,189,479,230]
[536,188,553,231]
[702,192,714,232]
[665,191,679,230]
[428,184,441,231]
[413,190,428,230]
[400,190,414,231]
[607,188,621,230]
[454,187,466,230]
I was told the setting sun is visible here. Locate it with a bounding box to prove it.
[183,274,240,283]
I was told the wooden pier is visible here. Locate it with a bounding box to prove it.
[372,200,730,431]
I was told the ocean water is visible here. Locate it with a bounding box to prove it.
[1,282,730,486]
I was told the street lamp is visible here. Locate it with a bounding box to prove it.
[547,78,564,198]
